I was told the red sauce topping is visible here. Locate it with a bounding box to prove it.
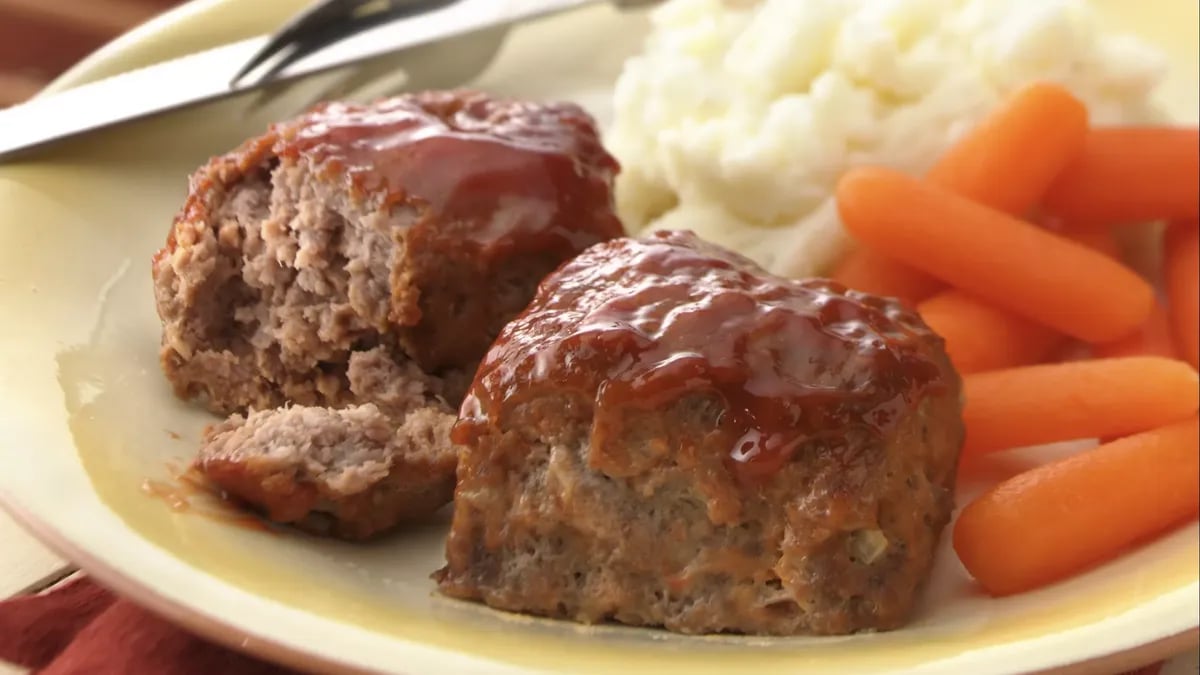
[276,91,622,259]
[455,231,951,482]
[166,91,622,263]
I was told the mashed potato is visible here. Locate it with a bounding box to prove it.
[608,0,1169,277]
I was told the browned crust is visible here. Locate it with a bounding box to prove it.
[199,452,456,541]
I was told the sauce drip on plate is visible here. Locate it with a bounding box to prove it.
[141,462,273,533]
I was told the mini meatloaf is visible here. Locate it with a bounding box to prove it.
[437,230,964,635]
[152,90,623,416]
[157,91,623,538]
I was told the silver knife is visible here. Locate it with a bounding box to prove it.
[0,0,608,162]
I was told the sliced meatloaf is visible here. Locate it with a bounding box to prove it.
[155,90,624,538]
[199,404,457,540]
[195,346,457,540]
[437,230,965,635]
[152,89,623,416]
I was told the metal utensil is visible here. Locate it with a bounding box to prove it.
[232,0,463,86]
[0,0,655,162]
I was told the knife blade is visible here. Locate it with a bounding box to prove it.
[0,0,597,162]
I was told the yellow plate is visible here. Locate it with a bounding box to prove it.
[0,1,1197,673]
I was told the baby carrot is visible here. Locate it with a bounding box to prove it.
[1043,127,1200,229]
[836,167,1154,342]
[954,416,1200,596]
[1165,223,1199,369]
[1048,340,1092,364]
[914,86,1087,372]
[918,290,1062,374]
[962,356,1199,454]
[839,85,1087,309]
[1091,302,1177,359]
[1064,229,1121,261]
[927,82,1088,216]
[831,248,942,307]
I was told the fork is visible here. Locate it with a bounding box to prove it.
[235,0,663,97]
[232,0,464,86]
[0,0,662,161]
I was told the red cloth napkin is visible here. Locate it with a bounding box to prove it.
[0,576,291,674]
[0,576,1170,675]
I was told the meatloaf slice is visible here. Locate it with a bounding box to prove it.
[162,90,623,538]
[436,230,964,635]
[198,403,456,540]
[196,345,459,539]
[152,89,623,416]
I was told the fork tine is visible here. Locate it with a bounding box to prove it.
[240,17,507,117]
[231,0,359,86]
[231,0,461,87]
[249,3,433,86]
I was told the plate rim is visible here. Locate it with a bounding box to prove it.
[40,0,308,96]
[3,470,1198,675]
[0,494,381,675]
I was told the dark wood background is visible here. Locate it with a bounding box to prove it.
[0,0,185,106]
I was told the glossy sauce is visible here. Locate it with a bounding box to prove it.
[455,231,950,482]
[141,463,273,533]
[276,91,622,260]
[165,91,623,266]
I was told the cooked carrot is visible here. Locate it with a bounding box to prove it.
[1049,340,1092,364]
[834,85,1088,307]
[954,416,1200,596]
[836,167,1154,342]
[1092,302,1177,359]
[1165,223,1200,369]
[831,248,942,307]
[916,89,1090,372]
[918,290,1062,374]
[962,356,1199,454]
[927,82,1088,216]
[1064,229,1121,260]
[1043,127,1200,229]
[836,86,1086,311]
